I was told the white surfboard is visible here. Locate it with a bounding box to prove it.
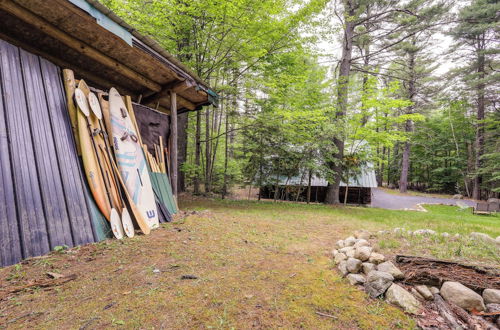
[108,88,159,229]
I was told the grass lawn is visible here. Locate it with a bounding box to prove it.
[0,197,498,329]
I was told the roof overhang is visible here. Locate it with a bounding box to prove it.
[0,0,218,113]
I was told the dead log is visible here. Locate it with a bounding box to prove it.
[396,255,500,291]
[0,274,77,300]
[434,294,466,330]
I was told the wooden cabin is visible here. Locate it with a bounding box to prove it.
[0,0,216,267]
[259,165,378,204]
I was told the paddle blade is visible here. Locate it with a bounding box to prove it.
[110,208,124,240]
[121,208,135,238]
[74,88,90,117]
[88,92,103,120]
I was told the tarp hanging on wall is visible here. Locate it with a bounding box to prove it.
[0,39,98,267]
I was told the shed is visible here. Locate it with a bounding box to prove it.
[0,0,216,266]
[259,164,378,204]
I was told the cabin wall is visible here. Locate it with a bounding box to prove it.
[0,39,98,267]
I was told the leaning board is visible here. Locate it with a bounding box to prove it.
[108,88,159,229]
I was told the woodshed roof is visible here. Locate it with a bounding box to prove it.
[0,0,218,113]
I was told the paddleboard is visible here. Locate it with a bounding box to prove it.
[75,88,111,220]
[108,88,159,229]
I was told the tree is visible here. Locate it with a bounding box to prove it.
[450,0,499,200]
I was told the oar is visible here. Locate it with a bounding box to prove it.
[74,88,124,240]
[88,92,135,238]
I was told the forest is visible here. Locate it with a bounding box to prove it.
[102,0,499,202]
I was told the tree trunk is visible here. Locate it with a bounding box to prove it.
[399,45,416,193]
[194,110,201,194]
[222,106,229,199]
[204,107,211,193]
[307,169,312,204]
[177,112,188,192]
[325,0,355,204]
[472,49,485,200]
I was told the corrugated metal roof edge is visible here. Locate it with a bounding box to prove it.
[84,0,218,102]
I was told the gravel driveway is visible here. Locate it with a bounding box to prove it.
[371,188,476,210]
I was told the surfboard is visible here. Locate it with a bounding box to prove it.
[108,88,159,229]
[76,87,111,220]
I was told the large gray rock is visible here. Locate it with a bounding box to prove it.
[345,248,356,258]
[344,236,357,247]
[346,257,362,273]
[334,252,347,265]
[429,286,440,295]
[496,236,500,244]
[339,246,354,254]
[415,285,434,301]
[483,289,500,304]
[377,261,404,280]
[440,281,485,312]
[353,239,370,248]
[331,249,339,257]
[346,273,366,285]
[411,288,425,301]
[354,230,371,240]
[452,194,463,199]
[364,271,394,298]
[338,260,348,276]
[368,253,385,264]
[362,262,375,275]
[470,232,496,244]
[354,246,373,261]
[335,240,345,249]
[386,284,422,314]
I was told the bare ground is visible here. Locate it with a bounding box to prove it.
[0,197,414,329]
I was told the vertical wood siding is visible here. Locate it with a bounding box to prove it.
[0,39,97,267]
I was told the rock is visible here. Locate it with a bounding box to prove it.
[334,252,347,265]
[332,249,339,257]
[344,236,356,246]
[454,233,461,239]
[338,260,348,276]
[377,261,404,280]
[470,232,496,244]
[411,288,425,301]
[354,246,373,261]
[364,271,394,298]
[339,246,354,254]
[354,230,371,240]
[441,232,450,238]
[413,229,436,236]
[335,240,345,249]
[353,239,370,248]
[486,303,500,313]
[452,194,463,199]
[416,285,434,301]
[497,236,500,244]
[362,262,376,275]
[346,273,366,285]
[483,289,500,304]
[440,281,485,312]
[429,286,440,295]
[386,284,422,314]
[487,198,500,203]
[368,253,385,264]
[346,258,362,273]
[393,228,405,235]
[346,248,356,258]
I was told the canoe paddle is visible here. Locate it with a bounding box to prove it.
[88,92,135,238]
[74,88,124,240]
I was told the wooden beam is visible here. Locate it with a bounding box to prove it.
[0,0,162,92]
[142,80,194,105]
[170,91,178,197]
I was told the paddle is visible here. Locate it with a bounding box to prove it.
[74,88,124,240]
[88,92,135,238]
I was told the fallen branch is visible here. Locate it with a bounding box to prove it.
[434,294,465,330]
[315,311,338,319]
[0,274,77,300]
[5,311,43,325]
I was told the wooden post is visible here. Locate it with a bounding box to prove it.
[170,91,178,197]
